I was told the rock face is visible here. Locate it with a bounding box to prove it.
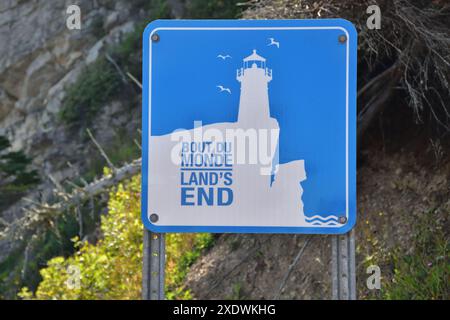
[0,0,140,149]
[0,1,144,258]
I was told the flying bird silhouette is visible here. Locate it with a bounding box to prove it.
[267,38,280,48]
[217,54,232,60]
[217,85,231,94]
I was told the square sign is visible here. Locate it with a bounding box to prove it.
[142,19,357,234]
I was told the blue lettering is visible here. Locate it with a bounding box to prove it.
[181,187,195,206]
[198,187,214,206]
[218,187,233,206]
[223,172,233,186]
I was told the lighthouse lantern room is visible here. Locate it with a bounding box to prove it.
[237,49,272,81]
[236,49,274,126]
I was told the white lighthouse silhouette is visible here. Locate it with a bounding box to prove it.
[237,50,273,127]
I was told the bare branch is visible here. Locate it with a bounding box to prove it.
[86,128,117,171]
[126,72,142,89]
[0,158,141,242]
[48,173,65,193]
[133,139,142,150]
[105,52,128,84]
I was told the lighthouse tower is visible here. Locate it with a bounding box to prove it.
[234,49,279,177]
[236,50,273,127]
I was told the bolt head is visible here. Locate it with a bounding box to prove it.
[338,34,347,43]
[338,216,347,224]
[151,33,160,42]
[150,213,159,223]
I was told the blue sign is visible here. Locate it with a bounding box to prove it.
[142,19,357,234]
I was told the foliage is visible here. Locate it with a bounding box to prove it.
[0,245,25,299]
[19,0,175,297]
[245,0,450,132]
[82,128,141,183]
[58,0,243,126]
[19,174,213,300]
[112,0,172,79]
[362,208,449,300]
[382,210,449,300]
[0,135,39,210]
[0,129,136,298]
[226,282,244,300]
[166,232,214,300]
[59,58,121,125]
[0,202,99,299]
[147,0,172,20]
[59,0,172,126]
[186,0,244,19]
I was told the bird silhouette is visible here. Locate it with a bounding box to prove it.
[217,54,232,60]
[267,38,280,48]
[217,85,231,94]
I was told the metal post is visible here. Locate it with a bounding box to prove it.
[331,229,356,300]
[142,230,165,300]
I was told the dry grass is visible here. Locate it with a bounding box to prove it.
[242,0,450,131]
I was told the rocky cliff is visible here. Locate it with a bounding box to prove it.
[0,0,145,228]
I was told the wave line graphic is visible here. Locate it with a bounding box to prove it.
[305,215,339,221]
[306,217,339,223]
[306,214,342,226]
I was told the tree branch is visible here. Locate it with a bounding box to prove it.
[105,53,128,84]
[126,72,142,89]
[86,128,117,171]
[0,158,141,242]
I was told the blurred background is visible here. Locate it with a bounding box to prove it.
[0,0,448,300]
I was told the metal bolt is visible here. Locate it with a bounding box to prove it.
[150,213,159,223]
[339,216,347,224]
[338,34,347,43]
[151,33,160,42]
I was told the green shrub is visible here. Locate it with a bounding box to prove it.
[382,210,449,300]
[59,58,121,125]
[0,202,100,299]
[0,135,39,210]
[166,232,214,300]
[19,174,213,300]
[59,0,173,126]
[147,0,172,20]
[186,0,244,19]
[60,0,246,126]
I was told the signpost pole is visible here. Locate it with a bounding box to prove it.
[142,230,165,300]
[331,230,356,300]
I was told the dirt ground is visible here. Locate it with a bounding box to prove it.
[184,107,449,299]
